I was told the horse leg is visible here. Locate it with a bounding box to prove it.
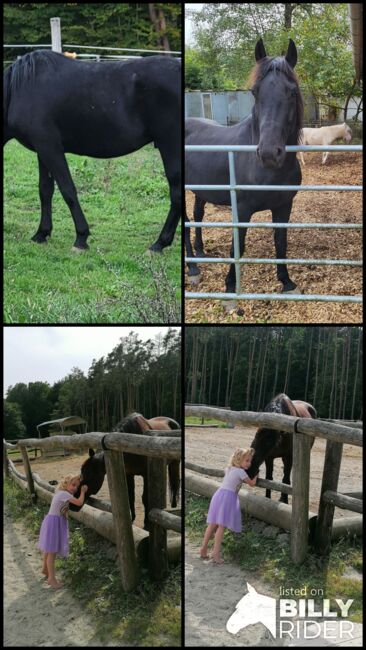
[265,458,274,499]
[224,208,251,310]
[193,196,206,256]
[272,204,298,293]
[185,204,201,283]
[280,454,292,503]
[142,473,149,530]
[150,142,180,252]
[31,156,55,244]
[168,460,180,508]
[126,474,136,522]
[322,151,329,164]
[35,142,90,249]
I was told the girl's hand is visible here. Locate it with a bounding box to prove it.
[81,485,88,494]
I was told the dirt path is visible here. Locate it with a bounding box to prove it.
[185,539,362,647]
[4,507,121,647]
[185,426,362,516]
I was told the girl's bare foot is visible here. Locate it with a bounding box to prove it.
[199,547,209,559]
[47,579,63,589]
[210,553,224,564]
[42,569,48,578]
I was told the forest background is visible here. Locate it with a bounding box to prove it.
[4,3,181,62]
[185,326,362,420]
[4,329,181,439]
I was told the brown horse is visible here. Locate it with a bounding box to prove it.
[70,412,180,530]
[246,394,316,503]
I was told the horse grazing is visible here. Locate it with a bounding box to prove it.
[185,38,303,306]
[70,413,180,530]
[299,123,352,165]
[246,394,316,503]
[4,50,180,252]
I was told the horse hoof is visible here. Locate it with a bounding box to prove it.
[283,287,303,294]
[188,273,201,286]
[222,300,237,313]
[71,246,87,254]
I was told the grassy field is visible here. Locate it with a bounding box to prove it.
[4,141,181,323]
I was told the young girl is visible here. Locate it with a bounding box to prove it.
[200,448,258,564]
[38,474,88,589]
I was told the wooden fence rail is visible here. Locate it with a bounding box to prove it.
[4,429,181,591]
[185,405,362,564]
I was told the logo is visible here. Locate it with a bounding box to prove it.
[226,583,355,641]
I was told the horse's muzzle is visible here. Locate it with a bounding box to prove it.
[256,144,285,169]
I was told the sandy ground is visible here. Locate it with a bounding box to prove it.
[3,506,121,647]
[185,539,362,647]
[185,426,362,516]
[185,426,363,646]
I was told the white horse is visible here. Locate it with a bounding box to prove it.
[226,582,277,638]
[299,122,352,165]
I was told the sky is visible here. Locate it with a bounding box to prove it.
[3,326,180,395]
[185,3,205,45]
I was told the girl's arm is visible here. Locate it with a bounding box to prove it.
[243,473,259,488]
[68,485,88,507]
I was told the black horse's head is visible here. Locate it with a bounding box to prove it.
[246,428,279,479]
[69,448,106,512]
[250,38,303,169]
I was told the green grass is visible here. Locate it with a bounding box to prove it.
[5,477,182,646]
[4,141,181,323]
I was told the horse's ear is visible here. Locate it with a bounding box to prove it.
[285,39,297,68]
[255,38,267,62]
[247,582,257,594]
[88,448,95,457]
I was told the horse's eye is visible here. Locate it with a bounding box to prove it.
[251,87,258,98]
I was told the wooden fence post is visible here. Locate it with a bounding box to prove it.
[314,440,343,554]
[104,450,139,592]
[291,429,312,564]
[19,445,37,504]
[148,457,168,580]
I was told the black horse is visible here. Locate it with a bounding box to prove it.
[185,38,303,304]
[4,50,180,251]
[246,394,316,503]
[70,413,180,530]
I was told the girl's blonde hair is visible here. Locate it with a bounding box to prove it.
[227,448,254,468]
[57,474,81,491]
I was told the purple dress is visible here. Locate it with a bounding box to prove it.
[38,490,71,556]
[206,467,248,532]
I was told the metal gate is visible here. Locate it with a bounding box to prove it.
[185,144,362,304]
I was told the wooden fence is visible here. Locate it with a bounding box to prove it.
[185,405,362,565]
[4,429,181,591]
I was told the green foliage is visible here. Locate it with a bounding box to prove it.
[4,4,181,61]
[186,3,361,104]
[5,328,181,436]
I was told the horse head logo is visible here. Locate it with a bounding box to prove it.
[226,583,277,638]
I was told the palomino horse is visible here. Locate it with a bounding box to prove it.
[246,394,316,503]
[299,123,352,165]
[70,412,180,530]
[185,38,303,307]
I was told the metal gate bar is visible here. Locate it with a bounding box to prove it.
[185,144,362,304]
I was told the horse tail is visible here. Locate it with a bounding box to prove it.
[166,417,180,506]
[165,417,180,430]
[168,460,180,508]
